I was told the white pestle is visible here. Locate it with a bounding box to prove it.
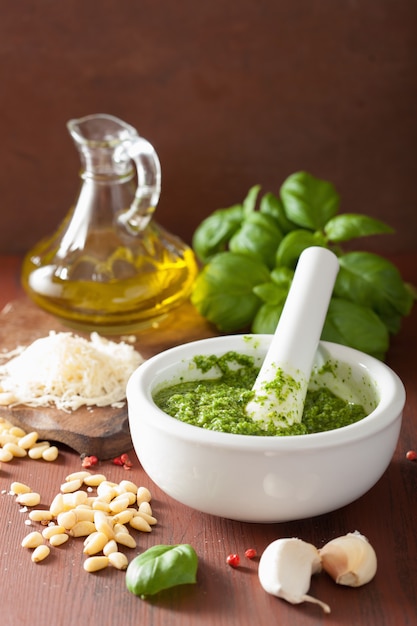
[246,246,340,428]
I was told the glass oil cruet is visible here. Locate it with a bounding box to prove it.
[21,113,198,333]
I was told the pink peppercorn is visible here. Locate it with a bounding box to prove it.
[226,553,240,568]
[244,548,257,559]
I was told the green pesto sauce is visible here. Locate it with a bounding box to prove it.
[153,351,367,436]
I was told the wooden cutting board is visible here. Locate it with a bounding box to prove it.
[0,297,217,459]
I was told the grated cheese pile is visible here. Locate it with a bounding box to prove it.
[0,331,144,411]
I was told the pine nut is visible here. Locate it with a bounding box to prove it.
[111,509,135,525]
[21,531,43,548]
[31,544,50,562]
[83,556,109,573]
[83,474,107,487]
[16,492,41,507]
[114,531,136,549]
[94,511,115,540]
[109,494,131,514]
[65,471,92,483]
[18,431,39,449]
[96,482,117,502]
[49,533,69,547]
[10,481,32,495]
[42,446,59,462]
[83,531,97,546]
[28,443,50,460]
[0,448,13,462]
[103,539,118,556]
[57,511,77,530]
[138,501,153,516]
[3,442,27,457]
[74,490,89,506]
[135,511,157,526]
[113,522,129,535]
[60,478,83,494]
[92,499,111,513]
[108,551,128,570]
[124,492,137,506]
[63,490,88,507]
[42,525,67,539]
[0,434,19,445]
[118,480,138,494]
[129,515,152,533]
[70,521,97,537]
[136,486,152,504]
[49,493,65,516]
[112,485,136,501]
[83,531,108,555]
[74,508,95,523]
[9,426,26,438]
[28,509,54,523]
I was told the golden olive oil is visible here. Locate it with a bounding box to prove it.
[22,222,198,333]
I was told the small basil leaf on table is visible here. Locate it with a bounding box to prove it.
[126,544,198,598]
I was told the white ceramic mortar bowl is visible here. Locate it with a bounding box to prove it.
[126,335,405,523]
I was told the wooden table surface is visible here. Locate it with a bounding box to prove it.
[1,254,416,626]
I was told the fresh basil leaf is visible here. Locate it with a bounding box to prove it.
[275,229,328,268]
[126,544,198,598]
[325,214,394,242]
[253,281,288,305]
[191,252,269,331]
[322,298,389,360]
[335,252,414,332]
[260,192,298,234]
[229,212,283,268]
[252,301,285,334]
[280,171,340,230]
[192,204,244,263]
[242,184,261,215]
[270,266,294,288]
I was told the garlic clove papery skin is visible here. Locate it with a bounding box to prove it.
[258,538,330,613]
[319,531,377,587]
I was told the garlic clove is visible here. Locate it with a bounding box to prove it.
[319,531,377,587]
[258,537,331,613]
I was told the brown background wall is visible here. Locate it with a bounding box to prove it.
[0,0,416,255]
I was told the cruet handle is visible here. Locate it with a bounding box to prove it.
[117,136,162,233]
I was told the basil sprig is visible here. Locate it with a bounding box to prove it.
[191,171,415,360]
[126,544,198,598]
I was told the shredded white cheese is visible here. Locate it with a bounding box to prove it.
[0,331,144,412]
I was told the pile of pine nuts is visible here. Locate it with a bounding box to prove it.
[0,417,58,464]
[12,470,157,572]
